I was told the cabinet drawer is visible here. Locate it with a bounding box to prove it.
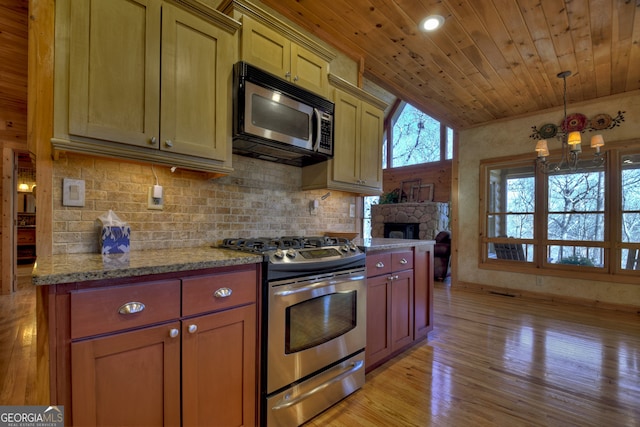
[70,280,181,339]
[182,270,257,317]
[366,252,392,277]
[17,228,36,244]
[392,251,414,271]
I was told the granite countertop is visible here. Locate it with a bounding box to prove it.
[32,246,263,286]
[354,238,435,252]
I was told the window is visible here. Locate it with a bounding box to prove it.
[621,153,640,271]
[485,162,535,262]
[363,196,378,239]
[480,146,640,281]
[546,166,605,267]
[384,102,451,168]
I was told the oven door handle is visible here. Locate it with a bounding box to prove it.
[271,360,364,410]
[273,274,365,296]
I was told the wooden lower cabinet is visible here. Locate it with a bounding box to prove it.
[182,305,256,427]
[46,264,260,426]
[365,245,433,372]
[365,250,414,371]
[71,322,182,426]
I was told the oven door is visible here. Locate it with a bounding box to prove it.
[267,268,366,394]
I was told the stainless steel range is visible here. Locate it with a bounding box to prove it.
[221,236,366,427]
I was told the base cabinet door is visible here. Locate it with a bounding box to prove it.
[182,305,257,427]
[390,270,414,352]
[71,322,181,426]
[365,274,391,368]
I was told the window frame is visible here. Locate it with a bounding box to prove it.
[479,141,640,284]
[383,100,453,169]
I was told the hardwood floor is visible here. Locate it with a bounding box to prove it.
[2,279,639,426]
[306,284,640,426]
[0,264,37,405]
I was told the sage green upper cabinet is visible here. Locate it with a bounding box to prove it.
[54,0,239,175]
[221,0,336,98]
[302,75,386,195]
[240,15,329,97]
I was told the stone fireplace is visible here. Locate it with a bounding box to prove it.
[371,202,449,240]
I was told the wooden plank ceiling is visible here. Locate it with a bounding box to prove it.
[259,0,640,129]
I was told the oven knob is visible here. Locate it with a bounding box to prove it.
[274,248,285,259]
[286,249,297,258]
[349,243,358,251]
[340,245,349,252]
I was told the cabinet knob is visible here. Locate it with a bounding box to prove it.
[376,261,385,268]
[118,301,145,315]
[169,328,179,338]
[149,136,157,145]
[400,258,408,264]
[188,324,198,334]
[214,287,233,298]
[293,75,299,82]
[285,71,291,78]
[164,139,173,148]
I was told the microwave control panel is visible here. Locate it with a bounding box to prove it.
[318,112,333,155]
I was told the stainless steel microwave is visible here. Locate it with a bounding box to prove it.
[233,61,334,167]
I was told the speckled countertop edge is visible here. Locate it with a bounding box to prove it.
[354,238,435,252]
[32,246,263,286]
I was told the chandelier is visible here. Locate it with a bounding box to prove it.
[535,71,605,173]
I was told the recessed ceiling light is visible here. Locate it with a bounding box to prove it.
[420,15,444,31]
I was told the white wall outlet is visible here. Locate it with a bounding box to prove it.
[148,187,163,210]
[349,204,355,218]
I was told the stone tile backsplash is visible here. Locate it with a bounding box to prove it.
[52,153,357,254]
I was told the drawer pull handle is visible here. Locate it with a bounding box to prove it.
[169,328,179,338]
[376,262,385,268]
[188,324,198,334]
[214,287,232,298]
[400,258,408,265]
[118,301,145,315]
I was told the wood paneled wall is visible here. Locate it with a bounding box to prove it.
[0,0,29,294]
[383,160,452,203]
[0,0,29,146]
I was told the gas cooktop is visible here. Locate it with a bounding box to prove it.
[220,236,365,280]
[220,236,358,254]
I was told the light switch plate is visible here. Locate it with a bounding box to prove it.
[62,178,85,207]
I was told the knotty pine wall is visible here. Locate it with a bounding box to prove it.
[383,160,452,203]
[0,0,29,294]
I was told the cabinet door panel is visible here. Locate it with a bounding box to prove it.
[390,270,414,352]
[240,15,290,79]
[291,44,329,96]
[161,4,231,160]
[71,321,181,426]
[332,90,360,184]
[68,0,160,147]
[182,305,257,427]
[359,102,384,188]
[414,245,434,339]
[365,275,391,368]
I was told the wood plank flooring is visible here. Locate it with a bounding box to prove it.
[1,279,639,426]
[305,284,640,426]
[0,266,37,405]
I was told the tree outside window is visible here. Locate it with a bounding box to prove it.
[481,147,640,280]
[385,103,451,168]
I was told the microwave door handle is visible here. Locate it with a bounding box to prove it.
[312,108,321,152]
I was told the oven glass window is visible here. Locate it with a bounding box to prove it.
[285,291,357,354]
[252,94,310,140]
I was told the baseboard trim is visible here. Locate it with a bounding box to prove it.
[452,280,640,314]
